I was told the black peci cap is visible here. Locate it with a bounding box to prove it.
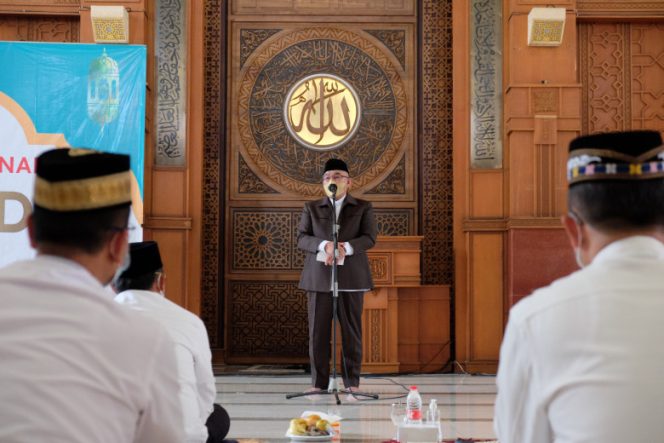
[323,158,349,175]
[34,148,132,212]
[120,241,163,279]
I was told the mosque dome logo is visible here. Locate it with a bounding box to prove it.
[87,49,120,127]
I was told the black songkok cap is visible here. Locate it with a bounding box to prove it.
[567,130,664,186]
[323,158,349,174]
[121,241,163,279]
[34,148,132,212]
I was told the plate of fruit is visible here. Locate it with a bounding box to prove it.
[286,413,333,440]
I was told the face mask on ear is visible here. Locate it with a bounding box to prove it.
[111,251,131,288]
[156,273,166,297]
[569,212,586,269]
[574,245,585,269]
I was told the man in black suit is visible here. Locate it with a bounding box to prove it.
[297,158,377,392]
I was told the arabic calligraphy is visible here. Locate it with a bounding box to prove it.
[284,74,360,150]
[238,31,408,193]
[470,0,502,169]
[155,0,187,166]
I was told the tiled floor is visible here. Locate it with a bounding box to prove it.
[217,373,497,442]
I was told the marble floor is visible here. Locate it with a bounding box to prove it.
[216,373,497,442]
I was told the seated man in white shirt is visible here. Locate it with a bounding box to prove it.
[114,241,230,443]
[0,148,185,443]
[494,130,664,442]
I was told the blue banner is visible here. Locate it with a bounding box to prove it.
[0,42,147,267]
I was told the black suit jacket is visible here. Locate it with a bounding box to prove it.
[297,194,377,292]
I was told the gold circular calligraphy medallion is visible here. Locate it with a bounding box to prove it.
[283,74,361,150]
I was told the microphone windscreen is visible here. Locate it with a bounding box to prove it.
[328,183,338,194]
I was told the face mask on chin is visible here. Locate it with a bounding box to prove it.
[324,180,347,198]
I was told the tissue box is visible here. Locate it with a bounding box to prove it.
[398,422,441,443]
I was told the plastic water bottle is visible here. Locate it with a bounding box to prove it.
[427,398,439,422]
[427,398,442,441]
[406,385,422,423]
[327,406,341,441]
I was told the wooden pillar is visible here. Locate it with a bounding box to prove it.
[503,0,580,314]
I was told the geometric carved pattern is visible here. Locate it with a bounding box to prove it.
[579,23,630,133]
[532,88,558,113]
[374,209,412,236]
[0,15,79,42]
[232,209,310,271]
[202,0,225,347]
[291,211,306,270]
[581,23,664,134]
[366,29,406,69]
[366,155,406,194]
[228,281,308,359]
[421,0,454,285]
[577,1,664,13]
[239,28,281,68]
[230,207,411,273]
[233,211,291,270]
[238,155,278,194]
[631,24,664,132]
[237,27,408,196]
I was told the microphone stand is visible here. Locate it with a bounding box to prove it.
[287,187,378,404]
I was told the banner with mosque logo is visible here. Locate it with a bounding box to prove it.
[0,42,146,268]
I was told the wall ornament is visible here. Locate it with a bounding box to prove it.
[237,27,408,196]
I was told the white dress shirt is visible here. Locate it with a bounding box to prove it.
[318,195,355,255]
[317,195,368,292]
[0,255,184,443]
[115,289,217,443]
[494,236,664,443]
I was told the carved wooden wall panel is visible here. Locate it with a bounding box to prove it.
[231,25,414,200]
[580,22,664,134]
[222,9,419,362]
[368,254,391,284]
[230,209,306,272]
[0,15,79,42]
[201,0,225,348]
[232,0,414,16]
[579,23,630,133]
[374,208,413,236]
[227,207,413,275]
[228,281,308,359]
[197,0,455,363]
[577,1,664,17]
[631,24,664,132]
[420,0,454,285]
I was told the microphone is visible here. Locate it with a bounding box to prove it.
[328,183,337,195]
